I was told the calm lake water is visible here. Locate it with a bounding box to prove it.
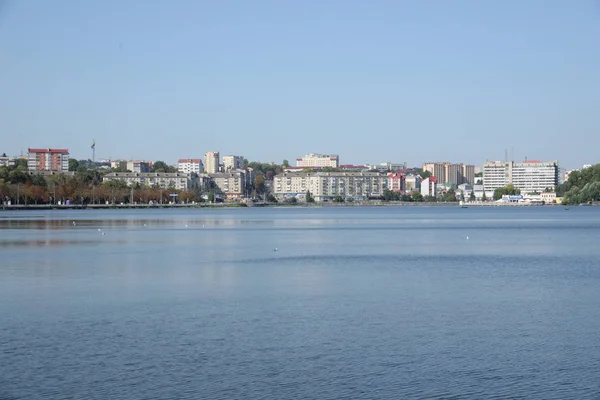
[1,206,600,399]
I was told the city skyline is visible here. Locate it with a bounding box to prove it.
[1,1,599,169]
[0,143,590,172]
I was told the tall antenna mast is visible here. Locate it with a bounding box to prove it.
[91,139,96,164]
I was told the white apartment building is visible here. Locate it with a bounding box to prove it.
[482,161,510,190]
[0,156,17,167]
[178,158,204,174]
[511,160,559,193]
[483,160,559,193]
[368,162,408,172]
[204,151,220,174]
[103,172,195,190]
[222,155,244,171]
[421,177,437,197]
[209,171,246,199]
[296,153,339,168]
[274,172,387,201]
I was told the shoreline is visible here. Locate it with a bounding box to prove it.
[0,202,583,211]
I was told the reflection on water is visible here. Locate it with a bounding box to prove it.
[0,239,99,247]
[1,207,600,399]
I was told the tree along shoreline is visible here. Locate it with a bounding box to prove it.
[2,201,583,211]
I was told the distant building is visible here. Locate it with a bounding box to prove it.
[541,192,557,204]
[296,153,339,168]
[339,164,369,171]
[421,176,437,197]
[445,163,463,187]
[27,148,69,172]
[0,156,17,168]
[103,172,196,190]
[110,160,128,170]
[462,164,475,185]
[209,171,246,199]
[483,160,559,193]
[205,151,220,174]
[178,158,204,174]
[422,162,475,186]
[511,160,559,193]
[369,162,407,172]
[126,161,150,173]
[387,171,406,192]
[404,175,421,192]
[274,171,387,202]
[222,155,244,171]
[482,161,510,190]
[422,162,447,184]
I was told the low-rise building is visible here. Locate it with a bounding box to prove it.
[103,172,195,190]
[540,192,557,204]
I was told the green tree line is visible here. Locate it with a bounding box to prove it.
[559,164,600,204]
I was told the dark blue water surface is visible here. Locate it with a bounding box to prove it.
[1,206,600,399]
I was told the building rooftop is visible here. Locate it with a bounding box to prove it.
[178,159,202,163]
[28,148,69,154]
[105,172,189,178]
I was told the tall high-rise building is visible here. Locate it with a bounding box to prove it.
[511,160,559,193]
[444,163,463,186]
[462,165,475,185]
[222,155,244,171]
[422,162,447,183]
[27,148,69,172]
[204,151,220,174]
[483,161,511,190]
[483,160,558,193]
[423,162,475,186]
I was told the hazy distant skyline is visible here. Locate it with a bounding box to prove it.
[1,1,599,169]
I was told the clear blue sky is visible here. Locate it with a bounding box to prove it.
[1,0,598,169]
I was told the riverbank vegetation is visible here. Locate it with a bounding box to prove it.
[559,164,600,204]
